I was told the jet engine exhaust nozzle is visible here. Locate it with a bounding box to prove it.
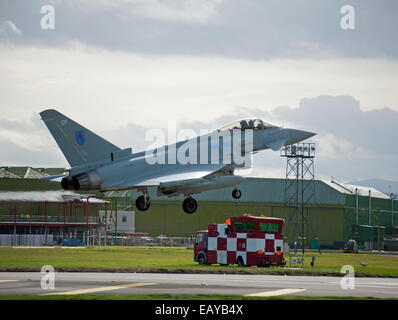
[61,177,74,190]
[71,170,103,191]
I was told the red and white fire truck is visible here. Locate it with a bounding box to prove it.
[194,215,286,267]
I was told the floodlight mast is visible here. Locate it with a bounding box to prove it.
[281,142,320,255]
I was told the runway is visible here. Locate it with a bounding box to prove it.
[0,272,397,298]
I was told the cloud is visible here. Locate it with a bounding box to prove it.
[173,95,398,181]
[0,1,397,185]
[0,20,22,38]
[265,95,398,180]
[52,0,225,24]
[2,1,398,59]
[0,139,64,167]
[271,95,398,156]
[314,133,369,161]
[0,43,397,181]
[1,45,397,131]
[1,94,397,181]
[0,116,65,167]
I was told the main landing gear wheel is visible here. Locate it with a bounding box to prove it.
[182,197,198,214]
[232,189,242,199]
[136,195,150,211]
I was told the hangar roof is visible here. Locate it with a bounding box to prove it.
[323,177,390,200]
[0,167,64,179]
[1,166,389,204]
[0,168,20,179]
[0,191,107,203]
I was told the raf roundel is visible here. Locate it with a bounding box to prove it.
[75,130,85,145]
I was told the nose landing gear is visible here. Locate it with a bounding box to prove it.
[232,188,242,199]
[135,192,151,211]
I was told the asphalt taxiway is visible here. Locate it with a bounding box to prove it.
[0,272,397,298]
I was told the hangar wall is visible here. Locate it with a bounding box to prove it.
[343,193,398,249]
[135,200,344,246]
[132,178,398,248]
[1,172,397,248]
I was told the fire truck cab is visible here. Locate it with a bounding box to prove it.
[194,215,286,267]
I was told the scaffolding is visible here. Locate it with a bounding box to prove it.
[0,194,109,246]
[281,142,320,254]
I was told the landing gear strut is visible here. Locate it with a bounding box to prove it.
[232,188,242,199]
[182,197,198,214]
[136,193,150,211]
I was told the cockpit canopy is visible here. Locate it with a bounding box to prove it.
[219,118,277,131]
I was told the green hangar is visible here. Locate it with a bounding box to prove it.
[1,167,397,250]
[114,177,398,250]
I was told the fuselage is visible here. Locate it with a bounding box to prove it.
[41,110,315,213]
[67,124,315,195]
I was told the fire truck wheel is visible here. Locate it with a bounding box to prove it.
[136,195,150,211]
[236,257,244,267]
[198,254,206,265]
[232,189,242,199]
[182,197,198,214]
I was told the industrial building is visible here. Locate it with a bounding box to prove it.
[0,166,397,250]
[0,166,65,180]
[109,177,398,250]
[0,167,109,246]
[0,190,108,246]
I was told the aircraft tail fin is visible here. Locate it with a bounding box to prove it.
[40,109,120,167]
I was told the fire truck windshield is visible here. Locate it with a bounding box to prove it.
[232,221,280,232]
[232,221,255,231]
[260,222,280,232]
[195,233,204,244]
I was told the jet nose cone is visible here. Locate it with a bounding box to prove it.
[285,129,316,144]
[299,130,316,141]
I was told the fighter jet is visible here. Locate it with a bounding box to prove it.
[40,109,315,214]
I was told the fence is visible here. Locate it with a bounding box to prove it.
[0,232,194,247]
[99,235,194,247]
[0,214,98,224]
[0,234,54,246]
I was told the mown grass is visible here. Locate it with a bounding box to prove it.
[0,246,192,269]
[0,246,397,277]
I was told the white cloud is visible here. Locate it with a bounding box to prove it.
[1,44,398,131]
[314,133,370,161]
[1,44,398,180]
[0,20,22,37]
[62,0,225,24]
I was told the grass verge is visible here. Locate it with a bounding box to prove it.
[0,246,397,277]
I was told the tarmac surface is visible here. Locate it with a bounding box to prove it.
[0,272,398,298]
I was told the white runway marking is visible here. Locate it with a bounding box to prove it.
[41,282,157,295]
[245,288,307,297]
[0,280,19,283]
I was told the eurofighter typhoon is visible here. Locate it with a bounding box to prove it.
[40,109,315,214]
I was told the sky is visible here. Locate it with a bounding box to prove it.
[0,0,397,182]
